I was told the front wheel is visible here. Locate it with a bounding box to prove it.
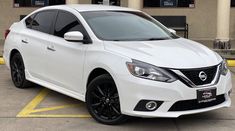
[86,74,128,125]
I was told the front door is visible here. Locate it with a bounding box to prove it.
[45,10,89,93]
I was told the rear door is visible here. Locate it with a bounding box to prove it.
[44,10,90,93]
[20,10,57,80]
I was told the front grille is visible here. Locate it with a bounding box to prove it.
[168,94,225,111]
[180,65,218,86]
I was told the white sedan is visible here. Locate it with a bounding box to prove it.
[3,5,232,125]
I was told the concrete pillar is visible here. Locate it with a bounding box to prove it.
[128,0,142,10]
[214,0,231,49]
[66,0,79,4]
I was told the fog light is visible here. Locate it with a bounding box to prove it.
[134,100,163,111]
[145,101,157,111]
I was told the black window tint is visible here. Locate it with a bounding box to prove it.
[25,14,35,28]
[143,0,160,7]
[143,0,195,7]
[14,0,65,7]
[54,11,83,38]
[32,11,56,34]
[232,0,235,7]
[49,0,66,5]
[178,0,194,7]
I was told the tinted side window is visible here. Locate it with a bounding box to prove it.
[32,11,56,34]
[25,14,35,28]
[54,11,84,38]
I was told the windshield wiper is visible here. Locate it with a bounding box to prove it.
[147,37,170,41]
[109,37,170,41]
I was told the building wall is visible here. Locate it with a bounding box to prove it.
[79,0,91,4]
[0,0,38,40]
[0,0,234,42]
[231,8,235,39]
[142,0,218,41]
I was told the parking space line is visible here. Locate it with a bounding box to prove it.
[17,88,50,117]
[30,104,82,113]
[23,114,91,118]
[0,57,5,65]
[17,88,91,118]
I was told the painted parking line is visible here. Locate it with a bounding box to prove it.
[17,88,91,118]
[0,57,5,65]
[22,114,91,118]
[30,104,82,113]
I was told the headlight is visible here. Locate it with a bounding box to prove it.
[221,59,228,76]
[126,60,177,83]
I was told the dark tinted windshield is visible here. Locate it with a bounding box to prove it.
[81,11,179,41]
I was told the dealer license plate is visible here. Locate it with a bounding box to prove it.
[197,88,216,103]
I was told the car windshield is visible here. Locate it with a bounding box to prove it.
[81,11,179,41]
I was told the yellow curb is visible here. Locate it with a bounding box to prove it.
[227,60,235,67]
[0,57,5,65]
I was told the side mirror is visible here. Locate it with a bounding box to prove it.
[168,28,176,35]
[64,31,84,42]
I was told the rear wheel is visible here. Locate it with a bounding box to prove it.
[86,74,128,125]
[10,52,33,88]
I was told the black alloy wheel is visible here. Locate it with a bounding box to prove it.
[10,52,32,88]
[86,74,128,125]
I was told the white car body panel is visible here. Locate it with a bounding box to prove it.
[3,5,232,118]
[104,38,222,69]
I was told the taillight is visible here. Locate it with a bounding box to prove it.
[4,29,10,39]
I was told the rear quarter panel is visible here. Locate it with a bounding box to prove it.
[3,22,24,68]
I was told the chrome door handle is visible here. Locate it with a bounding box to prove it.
[47,46,56,51]
[21,40,28,44]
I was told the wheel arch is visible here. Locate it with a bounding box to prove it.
[86,67,112,88]
[9,49,20,63]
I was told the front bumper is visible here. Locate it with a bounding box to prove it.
[117,71,232,118]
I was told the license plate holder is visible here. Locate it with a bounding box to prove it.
[197,88,217,103]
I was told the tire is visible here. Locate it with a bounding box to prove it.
[10,52,33,88]
[86,74,128,125]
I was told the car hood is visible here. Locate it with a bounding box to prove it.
[104,38,222,69]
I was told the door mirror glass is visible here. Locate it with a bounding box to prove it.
[64,31,84,42]
[168,28,176,35]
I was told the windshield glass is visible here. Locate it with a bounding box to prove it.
[81,11,179,41]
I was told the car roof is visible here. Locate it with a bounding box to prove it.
[40,4,139,12]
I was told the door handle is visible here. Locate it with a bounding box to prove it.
[47,45,56,51]
[21,40,28,44]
